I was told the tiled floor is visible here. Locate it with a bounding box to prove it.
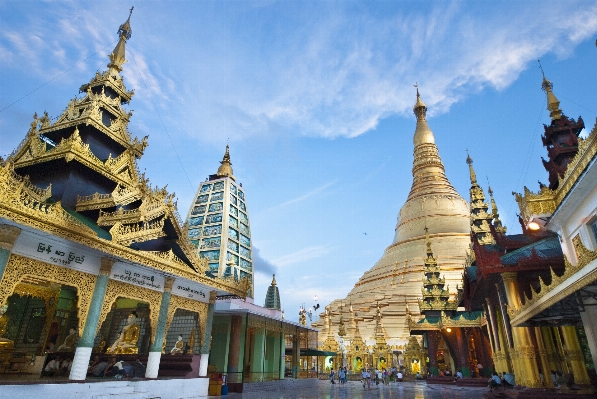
[211,380,489,399]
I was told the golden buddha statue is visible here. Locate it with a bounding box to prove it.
[355,357,363,371]
[379,357,387,370]
[411,359,421,374]
[0,305,14,350]
[170,335,184,355]
[106,311,140,354]
[57,328,77,352]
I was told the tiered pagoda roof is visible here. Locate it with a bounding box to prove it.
[418,228,459,312]
[539,73,584,190]
[0,11,249,296]
[467,154,495,245]
[264,274,281,310]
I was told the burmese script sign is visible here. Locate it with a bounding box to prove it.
[172,281,208,302]
[110,262,164,292]
[12,231,100,275]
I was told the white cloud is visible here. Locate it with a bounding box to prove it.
[266,180,337,211]
[272,245,331,268]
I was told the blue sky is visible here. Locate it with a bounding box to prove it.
[1,1,597,323]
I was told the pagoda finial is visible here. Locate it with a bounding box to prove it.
[487,182,507,234]
[466,150,477,184]
[538,60,562,121]
[216,144,235,180]
[271,274,276,286]
[413,82,427,121]
[107,8,134,74]
[424,226,432,257]
[412,84,436,149]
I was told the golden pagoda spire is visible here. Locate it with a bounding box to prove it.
[539,60,562,121]
[407,85,459,201]
[488,185,507,234]
[271,273,276,286]
[216,144,235,180]
[108,7,134,75]
[466,153,495,245]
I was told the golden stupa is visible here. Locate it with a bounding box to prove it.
[316,89,470,348]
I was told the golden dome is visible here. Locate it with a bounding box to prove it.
[216,145,235,180]
[319,89,470,345]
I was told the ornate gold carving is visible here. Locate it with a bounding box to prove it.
[512,235,597,323]
[109,219,166,246]
[12,127,139,187]
[0,254,96,336]
[512,186,556,225]
[163,277,175,293]
[408,310,483,331]
[0,225,21,251]
[96,279,162,343]
[0,161,97,238]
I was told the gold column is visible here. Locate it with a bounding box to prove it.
[501,272,542,388]
[561,326,591,385]
[495,308,512,374]
[552,326,570,374]
[534,327,553,387]
[540,326,560,372]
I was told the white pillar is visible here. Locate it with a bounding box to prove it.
[199,353,209,377]
[69,347,92,380]
[145,351,162,379]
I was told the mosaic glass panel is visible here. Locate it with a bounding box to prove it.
[190,239,199,248]
[226,251,239,265]
[188,216,204,227]
[200,250,220,261]
[209,263,219,272]
[239,212,248,224]
[205,213,223,224]
[208,202,223,212]
[239,201,246,212]
[195,194,209,204]
[201,237,221,249]
[229,216,238,228]
[200,184,212,193]
[211,191,224,201]
[191,205,206,215]
[238,190,245,201]
[227,240,239,252]
[228,227,239,241]
[188,228,201,239]
[229,205,238,217]
[240,223,250,235]
[203,224,222,236]
[240,246,251,259]
[230,184,237,195]
[240,258,252,271]
[240,234,250,246]
[213,181,224,191]
[230,194,237,205]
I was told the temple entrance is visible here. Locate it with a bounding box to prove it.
[94,297,151,355]
[437,337,454,375]
[0,277,80,380]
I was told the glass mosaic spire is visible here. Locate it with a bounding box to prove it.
[185,146,254,296]
[264,274,281,310]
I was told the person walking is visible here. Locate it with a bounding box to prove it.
[329,368,335,385]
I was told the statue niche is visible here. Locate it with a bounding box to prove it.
[106,311,141,354]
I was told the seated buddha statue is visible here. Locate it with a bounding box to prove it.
[106,311,140,354]
[411,359,421,374]
[57,328,78,352]
[355,357,363,371]
[170,335,184,355]
[0,305,14,350]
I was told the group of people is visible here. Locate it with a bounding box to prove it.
[42,356,73,376]
[358,367,404,388]
[488,371,516,390]
[87,355,146,378]
[328,367,348,384]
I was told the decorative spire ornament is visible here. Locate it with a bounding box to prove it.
[108,7,134,74]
